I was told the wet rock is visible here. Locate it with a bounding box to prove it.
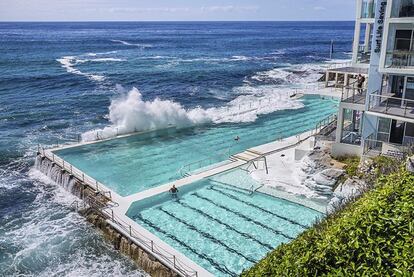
[327,178,365,213]
[303,167,345,197]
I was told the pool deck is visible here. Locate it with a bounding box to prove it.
[40,128,325,277]
[38,87,339,277]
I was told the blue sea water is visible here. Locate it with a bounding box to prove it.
[0,21,353,276]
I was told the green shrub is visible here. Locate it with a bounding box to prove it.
[335,155,361,185]
[241,167,414,276]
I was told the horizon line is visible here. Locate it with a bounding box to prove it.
[0,20,355,23]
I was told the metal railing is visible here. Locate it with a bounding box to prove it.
[368,93,414,119]
[38,147,200,277]
[341,85,367,104]
[38,146,113,200]
[385,51,414,69]
[178,152,230,177]
[314,114,338,136]
[84,196,199,277]
[363,138,414,158]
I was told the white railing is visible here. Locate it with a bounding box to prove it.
[327,61,353,70]
[38,147,113,200]
[85,197,199,277]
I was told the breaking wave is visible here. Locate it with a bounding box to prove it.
[81,86,303,141]
[81,59,347,141]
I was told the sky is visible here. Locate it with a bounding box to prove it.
[0,0,356,21]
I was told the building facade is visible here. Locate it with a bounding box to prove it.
[332,0,414,157]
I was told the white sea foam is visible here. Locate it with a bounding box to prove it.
[81,86,303,141]
[91,58,125,62]
[1,165,145,277]
[57,56,106,82]
[111,39,153,49]
[250,61,342,85]
[57,55,124,82]
[81,59,345,141]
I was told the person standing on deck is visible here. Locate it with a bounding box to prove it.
[356,74,365,94]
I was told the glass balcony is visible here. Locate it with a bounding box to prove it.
[361,0,376,18]
[368,93,414,119]
[341,86,367,105]
[385,50,414,69]
[392,0,414,17]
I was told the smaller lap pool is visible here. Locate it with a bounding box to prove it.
[127,170,322,276]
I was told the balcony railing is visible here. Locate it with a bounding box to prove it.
[363,138,414,158]
[368,93,414,119]
[385,50,414,69]
[341,86,367,105]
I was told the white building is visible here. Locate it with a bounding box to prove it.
[332,0,414,157]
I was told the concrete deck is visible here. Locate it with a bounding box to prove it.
[39,85,338,277]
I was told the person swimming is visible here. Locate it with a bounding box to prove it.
[234,136,240,141]
[169,184,179,198]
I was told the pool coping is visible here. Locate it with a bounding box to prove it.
[37,91,339,276]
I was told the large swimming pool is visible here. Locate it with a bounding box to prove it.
[128,170,322,276]
[54,95,337,196]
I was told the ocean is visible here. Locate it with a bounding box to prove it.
[0,21,353,276]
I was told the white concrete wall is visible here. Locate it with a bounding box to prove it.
[332,142,363,157]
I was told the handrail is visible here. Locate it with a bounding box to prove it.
[84,196,198,277]
[38,147,113,200]
[178,150,230,177]
[341,85,367,104]
[313,113,337,136]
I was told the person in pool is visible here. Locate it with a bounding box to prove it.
[169,185,179,197]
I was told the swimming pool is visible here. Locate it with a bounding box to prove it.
[128,170,322,276]
[54,95,338,196]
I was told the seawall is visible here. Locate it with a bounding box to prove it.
[35,154,179,277]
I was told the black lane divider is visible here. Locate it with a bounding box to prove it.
[159,207,257,264]
[210,186,308,229]
[193,193,294,240]
[177,200,274,251]
[135,215,237,277]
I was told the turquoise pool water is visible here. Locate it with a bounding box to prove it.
[128,170,322,276]
[54,95,338,196]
